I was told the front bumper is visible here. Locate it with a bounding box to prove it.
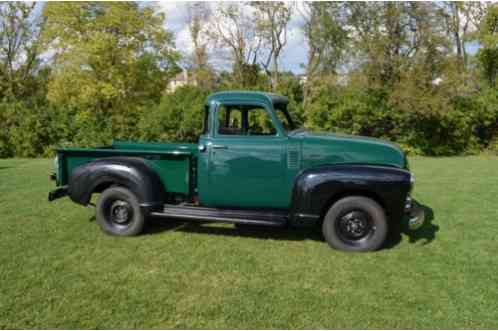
[48,186,68,202]
[405,197,425,230]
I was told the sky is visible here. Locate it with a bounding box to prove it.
[157,2,308,74]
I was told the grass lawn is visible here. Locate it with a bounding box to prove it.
[1,157,498,329]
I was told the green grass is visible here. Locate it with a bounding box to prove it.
[1,157,498,329]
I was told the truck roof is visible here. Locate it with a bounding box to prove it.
[207,90,288,107]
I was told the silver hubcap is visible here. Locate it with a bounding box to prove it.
[110,200,131,224]
[338,210,372,240]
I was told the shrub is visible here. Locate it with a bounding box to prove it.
[138,86,210,143]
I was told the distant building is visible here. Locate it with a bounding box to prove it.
[432,77,443,86]
[298,74,307,85]
[167,68,197,93]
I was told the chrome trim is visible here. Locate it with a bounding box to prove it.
[404,195,413,212]
[211,144,228,150]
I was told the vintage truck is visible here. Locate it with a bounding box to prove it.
[49,91,424,252]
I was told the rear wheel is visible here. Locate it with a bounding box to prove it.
[322,196,387,252]
[96,186,145,236]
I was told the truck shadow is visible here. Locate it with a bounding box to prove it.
[384,202,438,249]
[147,203,438,249]
[146,217,324,242]
[406,203,438,245]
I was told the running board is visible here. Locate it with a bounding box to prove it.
[150,204,288,227]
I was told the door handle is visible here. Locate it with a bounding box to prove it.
[211,144,228,150]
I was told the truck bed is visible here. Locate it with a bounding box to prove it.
[55,140,198,195]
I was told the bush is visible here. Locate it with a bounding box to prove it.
[305,82,497,156]
[0,101,72,157]
[138,86,210,143]
[1,79,497,158]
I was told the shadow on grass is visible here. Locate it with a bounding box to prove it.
[406,203,438,245]
[384,202,438,249]
[0,166,11,170]
[141,202,438,248]
[146,217,323,242]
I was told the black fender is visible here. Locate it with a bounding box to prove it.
[289,164,412,226]
[68,157,166,213]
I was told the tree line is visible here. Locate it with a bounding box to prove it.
[1,1,497,157]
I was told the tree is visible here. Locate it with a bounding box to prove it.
[252,2,292,90]
[346,2,418,87]
[187,3,210,70]
[0,2,44,100]
[138,86,210,143]
[477,4,498,88]
[186,2,216,89]
[300,2,349,107]
[42,2,180,143]
[439,2,470,69]
[206,3,262,88]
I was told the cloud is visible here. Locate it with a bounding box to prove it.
[156,2,189,30]
[281,20,307,74]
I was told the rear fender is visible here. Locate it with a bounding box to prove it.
[68,157,165,213]
[290,164,411,226]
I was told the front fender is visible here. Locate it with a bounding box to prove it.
[290,164,412,226]
[68,157,165,212]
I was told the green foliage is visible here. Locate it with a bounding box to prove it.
[38,2,180,149]
[138,86,210,143]
[305,78,497,156]
[275,73,305,126]
[0,2,43,100]
[0,101,73,157]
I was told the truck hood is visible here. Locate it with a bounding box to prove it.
[289,129,407,169]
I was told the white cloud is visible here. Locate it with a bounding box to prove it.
[156,1,189,29]
[280,20,307,74]
[175,25,193,53]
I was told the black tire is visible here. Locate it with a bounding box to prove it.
[96,186,145,236]
[322,196,388,252]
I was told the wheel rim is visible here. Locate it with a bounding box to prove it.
[336,210,375,243]
[109,200,133,226]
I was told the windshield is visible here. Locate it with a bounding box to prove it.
[274,103,295,132]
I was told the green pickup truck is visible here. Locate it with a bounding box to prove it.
[49,91,424,252]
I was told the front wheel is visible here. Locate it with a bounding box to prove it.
[96,186,145,236]
[322,196,388,252]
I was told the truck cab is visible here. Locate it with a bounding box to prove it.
[49,91,424,252]
[198,92,298,209]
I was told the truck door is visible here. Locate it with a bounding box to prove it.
[198,102,288,209]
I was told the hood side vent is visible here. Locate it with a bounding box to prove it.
[287,148,299,169]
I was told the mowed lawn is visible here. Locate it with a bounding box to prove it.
[1,157,497,329]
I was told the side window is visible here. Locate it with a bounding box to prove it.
[217,106,243,135]
[247,107,276,136]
